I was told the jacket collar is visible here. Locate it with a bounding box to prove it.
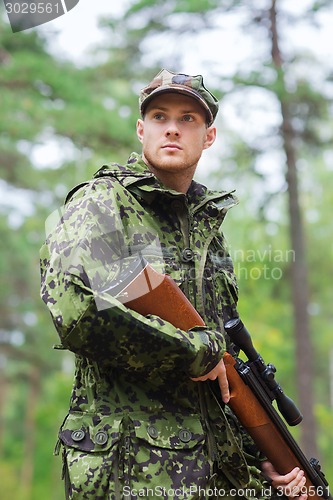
[94,152,238,215]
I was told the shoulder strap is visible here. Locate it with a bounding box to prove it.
[64,181,90,204]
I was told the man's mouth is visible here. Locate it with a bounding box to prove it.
[162,143,182,150]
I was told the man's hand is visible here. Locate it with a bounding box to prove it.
[191,358,230,403]
[262,461,308,499]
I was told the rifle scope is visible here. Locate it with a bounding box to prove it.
[225,317,303,427]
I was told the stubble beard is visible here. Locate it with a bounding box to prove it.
[143,148,201,176]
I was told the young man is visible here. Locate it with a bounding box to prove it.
[40,69,307,499]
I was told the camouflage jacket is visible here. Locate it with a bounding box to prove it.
[40,153,270,499]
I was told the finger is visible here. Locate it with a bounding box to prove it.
[217,370,230,403]
[191,359,223,382]
[285,471,306,498]
[280,467,301,484]
[276,472,307,499]
[262,462,300,487]
[261,463,308,500]
[261,461,276,477]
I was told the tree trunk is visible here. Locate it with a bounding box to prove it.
[330,347,333,409]
[20,364,41,500]
[0,362,7,458]
[269,0,319,459]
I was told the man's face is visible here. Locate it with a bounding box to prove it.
[136,93,216,179]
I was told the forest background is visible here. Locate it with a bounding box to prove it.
[0,0,332,498]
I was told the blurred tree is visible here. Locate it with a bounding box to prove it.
[268,0,317,462]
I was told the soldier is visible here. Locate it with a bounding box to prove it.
[40,69,308,499]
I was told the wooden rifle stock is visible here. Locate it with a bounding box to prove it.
[117,259,330,500]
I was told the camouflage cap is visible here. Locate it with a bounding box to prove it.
[139,69,219,126]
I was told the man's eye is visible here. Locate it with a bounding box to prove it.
[182,115,194,122]
[154,113,165,120]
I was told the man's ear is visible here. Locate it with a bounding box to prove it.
[136,119,144,143]
[203,126,216,150]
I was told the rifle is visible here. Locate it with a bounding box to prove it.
[107,256,331,500]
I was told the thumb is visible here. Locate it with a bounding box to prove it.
[261,461,278,481]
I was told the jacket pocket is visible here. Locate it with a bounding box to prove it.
[58,412,122,499]
[125,412,211,499]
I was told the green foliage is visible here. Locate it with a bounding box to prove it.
[0,461,20,499]
[0,15,141,500]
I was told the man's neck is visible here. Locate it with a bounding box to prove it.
[151,171,193,194]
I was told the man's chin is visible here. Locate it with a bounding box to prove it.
[144,153,182,171]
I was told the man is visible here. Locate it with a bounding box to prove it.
[40,69,307,499]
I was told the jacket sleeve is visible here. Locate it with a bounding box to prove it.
[40,182,226,379]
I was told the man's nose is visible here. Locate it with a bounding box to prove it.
[165,120,180,136]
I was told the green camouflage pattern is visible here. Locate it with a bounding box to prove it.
[139,69,219,126]
[40,153,271,499]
